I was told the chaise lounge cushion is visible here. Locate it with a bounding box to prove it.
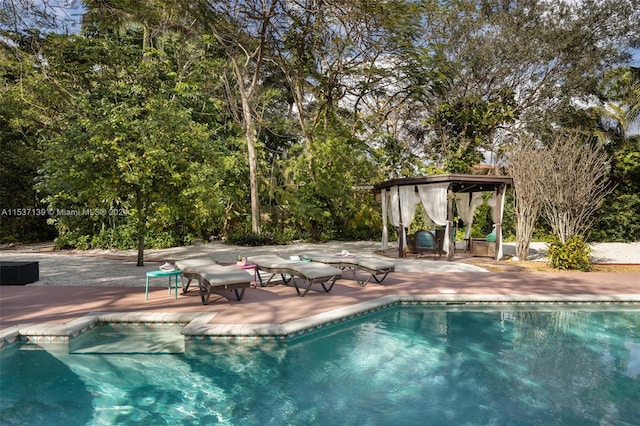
[175,257,219,293]
[299,252,395,286]
[175,258,252,305]
[246,254,342,296]
[175,257,218,271]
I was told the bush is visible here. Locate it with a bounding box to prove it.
[227,231,278,246]
[145,231,180,249]
[55,226,188,250]
[54,231,89,250]
[547,235,591,271]
[90,224,138,250]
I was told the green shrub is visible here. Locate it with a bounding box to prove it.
[145,231,180,249]
[55,225,187,250]
[547,235,591,271]
[90,224,138,250]
[54,231,91,250]
[267,227,297,245]
[227,231,278,246]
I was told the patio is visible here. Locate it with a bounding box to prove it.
[1,240,639,343]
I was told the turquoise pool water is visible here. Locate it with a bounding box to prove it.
[1,307,639,425]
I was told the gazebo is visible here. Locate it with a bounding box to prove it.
[373,174,513,260]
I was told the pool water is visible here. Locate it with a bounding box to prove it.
[1,308,639,425]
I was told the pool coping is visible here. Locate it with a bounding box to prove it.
[2,293,640,349]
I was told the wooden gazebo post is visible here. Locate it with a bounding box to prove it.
[447,186,454,260]
[397,185,404,258]
[494,183,505,261]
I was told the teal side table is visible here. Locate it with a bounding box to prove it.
[145,269,182,300]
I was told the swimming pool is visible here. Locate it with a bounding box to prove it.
[1,307,639,425]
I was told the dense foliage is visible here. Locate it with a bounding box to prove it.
[1,0,639,264]
[548,235,592,272]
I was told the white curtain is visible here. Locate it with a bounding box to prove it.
[496,190,506,260]
[487,194,498,223]
[417,183,450,254]
[381,188,389,251]
[385,185,429,251]
[388,186,400,227]
[455,192,484,240]
[387,186,403,249]
[392,186,419,247]
[399,186,419,228]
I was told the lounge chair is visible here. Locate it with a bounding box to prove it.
[174,258,215,292]
[174,258,252,305]
[298,252,395,287]
[246,254,342,297]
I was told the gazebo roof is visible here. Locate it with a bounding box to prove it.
[373,174,513,194]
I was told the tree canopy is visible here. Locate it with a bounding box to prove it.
[2,0,639,261]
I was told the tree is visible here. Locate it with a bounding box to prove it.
[420,0,640,167]
[180,0,282,234]
[574,66,640,242]
[506,131,613,263]
[504,137,544,260]
[627,67,640,127]
[535,131,613,244]
[23,0,239,265]
[0,42,56,242]
[590,67,640,139]
[264,0,443,238]
[590,144,640,242]
[35,31,215,265]
[3,0,639,249]
[0,0,69,243]
[427,91,517,172]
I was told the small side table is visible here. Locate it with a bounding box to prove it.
[145,269,182,300]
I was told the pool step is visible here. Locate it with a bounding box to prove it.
[69,324,185,354]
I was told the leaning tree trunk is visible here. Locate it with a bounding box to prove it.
[240,93,260,234]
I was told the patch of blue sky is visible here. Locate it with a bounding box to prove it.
[14,0,84,34]
[631,48,640,67]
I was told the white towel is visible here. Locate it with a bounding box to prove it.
[159,262,175,271]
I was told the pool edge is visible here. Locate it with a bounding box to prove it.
[3,293,640,350]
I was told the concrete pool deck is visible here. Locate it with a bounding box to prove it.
[1,241,639,343]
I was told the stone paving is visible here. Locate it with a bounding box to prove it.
[1,240,638,341]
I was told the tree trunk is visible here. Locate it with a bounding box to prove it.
[515,238,531,261]
[514,199,540,260]
[136,189,145,267]
[240,84,260,234]
[195,0,279,235]
[137,234,145,267]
